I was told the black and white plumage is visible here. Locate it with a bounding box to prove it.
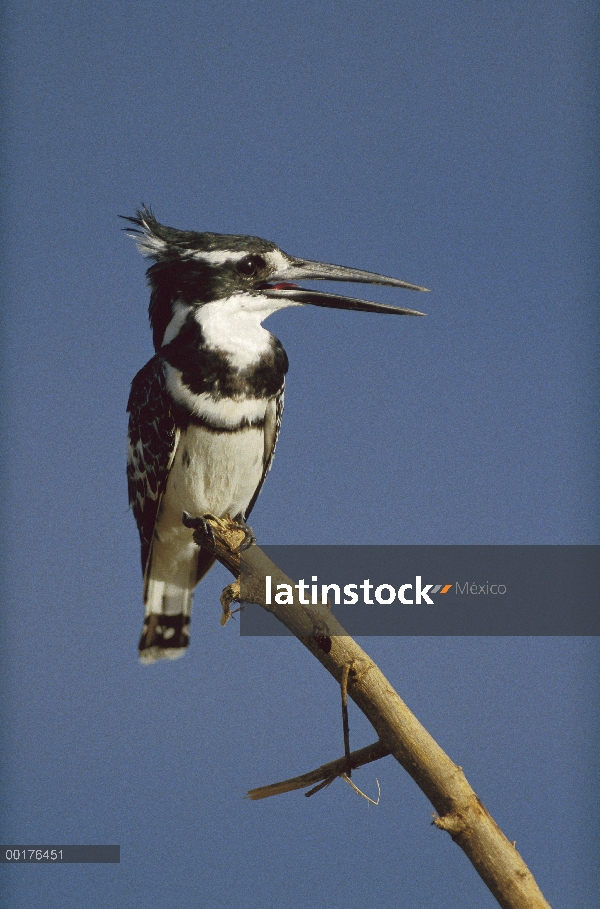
[125,207,428,663]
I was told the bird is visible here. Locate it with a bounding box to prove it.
[124,206,428,664]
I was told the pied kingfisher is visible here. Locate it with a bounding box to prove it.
[124,207,428,663]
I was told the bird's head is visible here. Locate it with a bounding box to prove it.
[123,206,429,350]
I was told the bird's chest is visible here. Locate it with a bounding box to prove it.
[161,310,287,418]
[161,423,265,521]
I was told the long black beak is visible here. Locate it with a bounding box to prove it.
[262,256,429,316]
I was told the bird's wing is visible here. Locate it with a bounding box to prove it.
[127,355,180,577]
[245,383,285,519]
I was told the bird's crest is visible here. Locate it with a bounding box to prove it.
[121,206,276,261]
[121,206,181,259]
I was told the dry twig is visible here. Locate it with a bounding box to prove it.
[246,740,390,800]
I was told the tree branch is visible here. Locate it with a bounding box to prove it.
[202,519,552,909]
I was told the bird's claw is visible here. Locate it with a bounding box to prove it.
[236,526,256,552]
[231,516,256,552]
[181,511,202,529]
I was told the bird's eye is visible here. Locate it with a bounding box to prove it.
[236,254,266,276]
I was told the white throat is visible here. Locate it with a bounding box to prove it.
[194,292,298,370]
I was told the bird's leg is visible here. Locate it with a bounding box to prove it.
[231,512,257,552]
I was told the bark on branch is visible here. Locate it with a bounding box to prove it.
[203,519,552,909]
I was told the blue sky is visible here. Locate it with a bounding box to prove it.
[1,2,598,907]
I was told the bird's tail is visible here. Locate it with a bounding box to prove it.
[138,547,215,664]
[138,579,193,664]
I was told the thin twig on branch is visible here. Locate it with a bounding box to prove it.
[200,518,552,909]
[246,740,390,800]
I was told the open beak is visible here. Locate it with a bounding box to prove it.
[262,256,429,316]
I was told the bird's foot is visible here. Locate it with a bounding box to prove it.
[182,511,222,550]
[182,512,253,553]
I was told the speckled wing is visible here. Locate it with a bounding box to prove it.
[245,383,285,519]
[127,355,180,575]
